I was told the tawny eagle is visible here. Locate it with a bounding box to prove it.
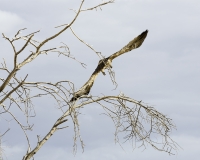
[70,30,148,102]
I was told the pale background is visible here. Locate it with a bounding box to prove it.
[0,0,200,160]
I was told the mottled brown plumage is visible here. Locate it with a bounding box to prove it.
[108,30,148,61]
[70,30,148,102]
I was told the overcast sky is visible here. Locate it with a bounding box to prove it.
[0,0,200,160]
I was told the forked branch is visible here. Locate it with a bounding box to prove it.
[77,95,178,154]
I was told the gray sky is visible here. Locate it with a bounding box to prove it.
[0,0,200,160]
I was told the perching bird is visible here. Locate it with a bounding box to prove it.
[70,30,148,102]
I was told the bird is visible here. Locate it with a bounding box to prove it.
[70,30,148,102]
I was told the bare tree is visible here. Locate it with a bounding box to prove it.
[0,0,178,159]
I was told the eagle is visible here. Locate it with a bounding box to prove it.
[70,30,148,102]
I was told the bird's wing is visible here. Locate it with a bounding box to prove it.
[108,30,148,61]
[70,59,106,102]
[70,30,148,102]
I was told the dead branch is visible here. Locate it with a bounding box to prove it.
[77,95,178,154]
[81,0,115,12]
[22,107,71,160]
[55,0,115,28]
[0,75,28,104]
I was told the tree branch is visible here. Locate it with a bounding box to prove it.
[36,0,85,52]
[23,109,70,160]
[0,75,28,104]
[80,0,115,11]
[0,69,17,93]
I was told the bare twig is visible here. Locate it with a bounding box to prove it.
[81,0,115,12]
[70,27,103,59]
[0,75,28,104]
